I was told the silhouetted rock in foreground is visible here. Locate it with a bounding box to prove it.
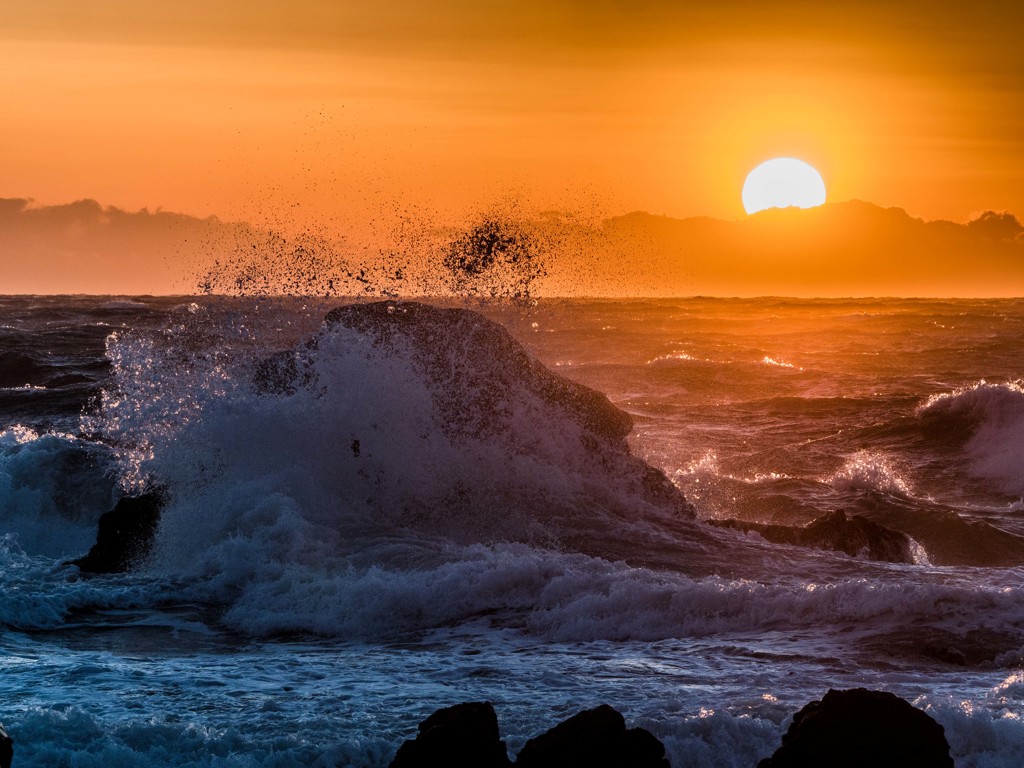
[0,723,12,768]
[515,704,669,768]
[389,702,511,768]
[758,688,954,768]
[388,702,669,768]
[711,510,915,563]
[71,491,164,573]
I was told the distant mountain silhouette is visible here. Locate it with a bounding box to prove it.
[0,198,232,294]
[581,201,1024,296]
[2,197,1022,296]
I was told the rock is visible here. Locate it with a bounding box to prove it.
[253,301,696,540]
[515,704,669,768]
[0,723,11,768]
[71,490,164,573]
[320,301,633,444]
[389,701,511,768]
[710,510,915,563]
[758,688,954,768]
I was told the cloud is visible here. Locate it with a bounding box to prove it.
[966,210,1024,242]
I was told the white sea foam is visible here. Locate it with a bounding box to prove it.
[0,536,153,629]
[761,356,799,370]
[826,450,914,496]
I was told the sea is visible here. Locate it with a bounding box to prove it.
[2,294,1024,767]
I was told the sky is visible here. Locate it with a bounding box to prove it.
[3,1,1024,294]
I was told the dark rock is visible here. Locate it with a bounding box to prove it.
[0,723,10,768]
[71,490,164,573]
[758,688,954,768]
[844,497,1024,567]
[710,510,914,563]
[321,301,633,444]
[515,704,669,768]
[389,701,511,768]
[264,301,695,527]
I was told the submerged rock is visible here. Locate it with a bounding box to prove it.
[515,704,669,768]
[389,701,511,768]
[71,491,164,573]
[758,688,953,768]
[710,510,915,563]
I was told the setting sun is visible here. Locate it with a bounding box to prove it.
[742,158,827,214]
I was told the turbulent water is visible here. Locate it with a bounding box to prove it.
[2,295,1024,767]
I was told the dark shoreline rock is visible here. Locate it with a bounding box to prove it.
[0,723,11,768]
[710,509,915,563]
[389,702,511,768]
[388,703,668,768]
[515,704,669,768]
[70,490,164,573]
[391,690,953,768]
[758,688,954,768]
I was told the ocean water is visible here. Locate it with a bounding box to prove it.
[2,295,1024,767]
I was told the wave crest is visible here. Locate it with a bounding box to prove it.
[918,380,1024,495]
[826,450,914,497]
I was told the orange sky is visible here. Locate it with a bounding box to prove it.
[5,1,1024,224]
[3,2,1024,294]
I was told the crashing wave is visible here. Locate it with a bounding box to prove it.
[918,380,1024,495]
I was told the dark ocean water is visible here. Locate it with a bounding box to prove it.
[2,295,1024,767]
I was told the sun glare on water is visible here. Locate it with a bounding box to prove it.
[742,158,827,214]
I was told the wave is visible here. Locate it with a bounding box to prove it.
[73,300,751,635]
[826,450,914,497]
[917,380,1024,496]
[13,301,1017,639]
[0,427,116,557]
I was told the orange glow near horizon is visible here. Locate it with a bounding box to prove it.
[3,2,1024,294]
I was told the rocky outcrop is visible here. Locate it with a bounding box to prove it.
[71,491,164,573]
[710,510,915,563]
[388,702,668,768]
[515,704,669,768]
[321,301,633,443]
[389,702,511,768]
[260,301,694,521]
[758,688,954,768]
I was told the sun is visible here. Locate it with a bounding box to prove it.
[742,158,827,215]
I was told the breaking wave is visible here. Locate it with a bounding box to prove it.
[918,380,1024,496]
